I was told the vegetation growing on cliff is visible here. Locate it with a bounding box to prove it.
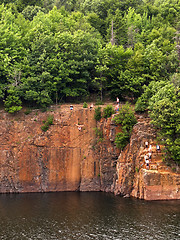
[102,105,115,119]
[94,106,102,121]
[94,127,104,143]
[41,115,54,131]
[135,73,180,163]
[0,0,179,162]
[114,103,137,149]
[83,102,88,108]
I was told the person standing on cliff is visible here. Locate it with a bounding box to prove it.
[90,103,93,111]
[115,104,119,112]
[116,97,119,105]
[145,141,148,148]
[156,144,160,153]
[148,144,152,152]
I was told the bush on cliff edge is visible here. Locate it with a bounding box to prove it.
[114,103,137,150]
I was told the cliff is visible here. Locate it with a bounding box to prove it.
[0,105,179,200]
[0,104,118,193]
[113,115,180,200]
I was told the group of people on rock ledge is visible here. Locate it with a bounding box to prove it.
[144,141,161,169]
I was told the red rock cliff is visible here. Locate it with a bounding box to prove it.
[113,115,180,200]
[0,105,179,200]
[0,105,118,193]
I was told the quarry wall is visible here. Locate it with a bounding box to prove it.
[0,105,179,200]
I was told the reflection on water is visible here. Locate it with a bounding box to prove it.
[0,192,179,239]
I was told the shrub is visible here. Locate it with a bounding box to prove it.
[114,103,137,150]
[113,103,137,132]
[135,97,147,112]
[4,95,22,113]
[103,105,115,119]
[94,106,102,121]
[41,115,54,132]
[115,131,129,150]
[135,81,167,112]
[83,102,88,108]
[94,127,104,143]
[41,124,49,132]
[47,115,53,125]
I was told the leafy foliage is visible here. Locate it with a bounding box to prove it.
[0,1,179,107]
[135,74,180,163]
[4,95,22,113]
[94,127,104,142]
[94,106,102,121]
[114,103,137,150]
[41,115,54,132]
[135,81,167,112]
[83,102,88,108]
[102,105,115,119]
[115,131,130,150]
[114,103,137,132]
[148,82,180,163]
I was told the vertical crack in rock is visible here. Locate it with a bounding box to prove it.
[37,147,49,192]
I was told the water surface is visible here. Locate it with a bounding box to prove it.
[0,192,179,239]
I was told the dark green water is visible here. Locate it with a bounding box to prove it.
[0,192,179,240]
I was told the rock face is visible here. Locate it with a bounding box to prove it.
[113,115,180,200]
[131,169,180,200]
[0,105,119,193]
[0,105,179,200]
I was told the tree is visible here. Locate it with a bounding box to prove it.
[135,81,167,112]
[94,46,109,101]
[150,96,180,163]
[4,89,22,113]
[136,79,180,163]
